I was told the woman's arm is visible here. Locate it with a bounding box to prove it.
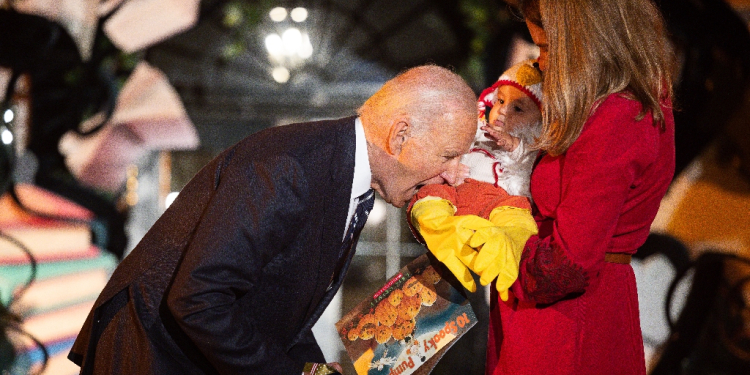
[512,96,660,304]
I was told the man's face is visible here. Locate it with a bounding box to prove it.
[373,121,474,208]
[526,20,548,72]
[488,85,542,135]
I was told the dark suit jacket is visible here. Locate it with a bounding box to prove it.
[69,117,359,374]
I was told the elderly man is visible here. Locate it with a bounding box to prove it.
[68,65,477,374]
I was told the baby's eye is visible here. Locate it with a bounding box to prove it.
[497,99,505,105]
[513,105,523,112]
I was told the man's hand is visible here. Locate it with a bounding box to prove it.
[303,362,343,375]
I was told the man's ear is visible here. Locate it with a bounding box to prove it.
[387,120,410,156]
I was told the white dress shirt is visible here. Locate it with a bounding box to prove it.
[343,117,372,238]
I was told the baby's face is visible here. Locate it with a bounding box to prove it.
[488,85,542,135]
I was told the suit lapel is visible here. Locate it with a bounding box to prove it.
[289,117,357,349]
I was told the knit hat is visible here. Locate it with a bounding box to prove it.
[477,59,543,121]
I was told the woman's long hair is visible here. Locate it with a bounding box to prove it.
[521,0,676,156]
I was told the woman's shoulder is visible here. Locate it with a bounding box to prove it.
[585,92,656,133]
[592,93,643,117]
[574,93,662,155]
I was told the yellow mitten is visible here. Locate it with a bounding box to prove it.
[468,206,538,300]
[410,197,495,292]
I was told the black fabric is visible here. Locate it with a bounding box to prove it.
[332,189,375,288]
[75,288,128,374]
[69,117,362,374]
[289,189,375,350]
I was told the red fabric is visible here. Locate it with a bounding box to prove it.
[486,94,675,375]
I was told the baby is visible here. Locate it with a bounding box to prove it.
[462,58,543,198]
[407,59,543,297]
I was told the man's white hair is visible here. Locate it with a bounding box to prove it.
[358,65,476,136]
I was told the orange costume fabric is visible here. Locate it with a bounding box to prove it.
[409,179,531,221]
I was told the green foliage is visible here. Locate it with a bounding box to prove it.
[220,0,276,61]
[457,0,505,89]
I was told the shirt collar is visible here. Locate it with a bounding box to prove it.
[352,117,372,200]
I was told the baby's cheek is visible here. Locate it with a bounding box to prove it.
[504,112,533,133]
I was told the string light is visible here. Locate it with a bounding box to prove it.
[3,108,13,123]
[269,7,287,22]
[1,126,12,145]
[265,7,313,84]
[272,67,290,83]
[290,7,308,22]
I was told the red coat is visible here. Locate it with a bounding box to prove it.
[486,94,675,375]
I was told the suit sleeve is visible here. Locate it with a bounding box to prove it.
[166,153,310,374]
[511,99,659,304]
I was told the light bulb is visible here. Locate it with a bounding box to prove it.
[269,7,287,22]
[298,33,313,59]
[1,127,13,145]
[290,7,308,22]
[265,33,284,57]
[272,67,290,83]
[3,109,13,123]
[282,28,302,56]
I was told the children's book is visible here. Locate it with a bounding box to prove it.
[336,254,477,375]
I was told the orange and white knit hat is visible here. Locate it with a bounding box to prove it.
[477,59,543,120]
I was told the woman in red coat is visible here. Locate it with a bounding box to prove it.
[484,0,676,374]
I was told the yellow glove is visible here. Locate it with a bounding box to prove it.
[410,197,495,292]
[468,206,538,300]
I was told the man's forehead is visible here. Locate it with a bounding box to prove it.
[422,123,472,151]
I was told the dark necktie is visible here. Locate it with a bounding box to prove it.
[344,189,375,246]
[328,189,375,291]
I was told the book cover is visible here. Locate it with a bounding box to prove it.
[336,254,477,375]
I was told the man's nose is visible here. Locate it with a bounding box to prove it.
[438,159,462,185]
